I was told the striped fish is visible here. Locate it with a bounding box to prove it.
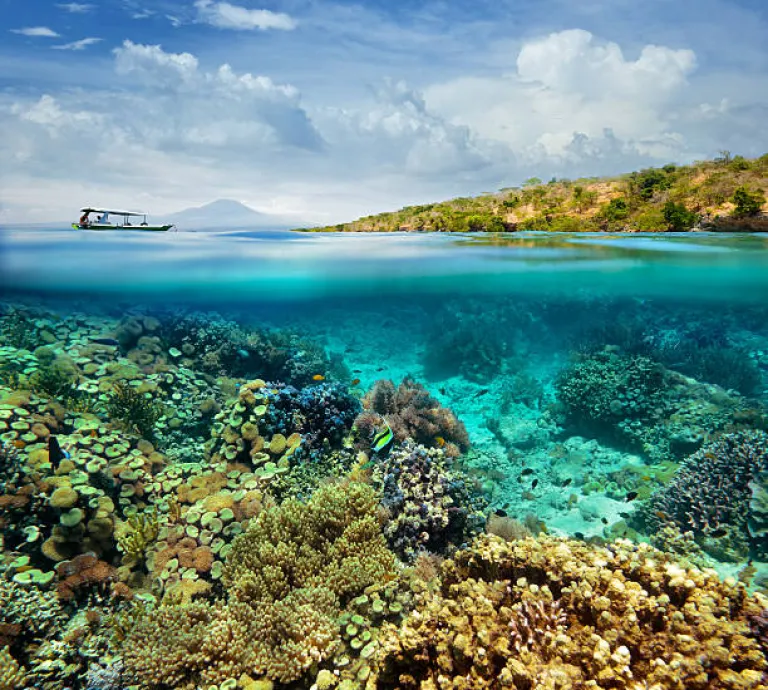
[371,422,394,456]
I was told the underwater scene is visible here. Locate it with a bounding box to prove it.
[2,229,768,690]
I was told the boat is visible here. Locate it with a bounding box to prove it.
[72,207,175,232]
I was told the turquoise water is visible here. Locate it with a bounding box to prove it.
[1,228,768,688]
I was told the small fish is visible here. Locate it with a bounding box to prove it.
[12,440,26,449]
[438,387,447,395]
[494,509,508,517]
[90,336,120,347]
[371,422,394,456]
[574,531,585,540]
[312,374,325,382]
[709,527,727,538]
[531,479,539,489]
[434,436,445,448]
[641,475,651,481]
[625,491,638,502]
[350,378,361,386]
[90,430,98,438]
[353,369,362,374]
[654,510,668,521]
[237,349,250,358]
[48,435,70,471]
[561,478,572,487]
[474,388,490,398]
[376,366,385,371]
[521,468,534,476]
[601,517,608,524]
[502,502,510,510]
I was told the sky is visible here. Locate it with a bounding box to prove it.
[1,0,767,224]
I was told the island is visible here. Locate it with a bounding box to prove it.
[298,152,768,233]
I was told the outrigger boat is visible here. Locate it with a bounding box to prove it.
[72,207,175,232]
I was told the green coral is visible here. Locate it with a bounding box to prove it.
[121,482,398,687]
[105,382,165,440]
[117,509,160,563]
[224,481,396,603]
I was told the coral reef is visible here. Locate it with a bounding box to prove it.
[641,431,768,559]
[122,482,399,687]
[371,443,486,561]
[360,378,470,457]
[370,534,768,689]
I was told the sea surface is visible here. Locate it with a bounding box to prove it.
[1,227,768,689]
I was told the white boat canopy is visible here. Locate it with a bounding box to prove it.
[80,208,147,216]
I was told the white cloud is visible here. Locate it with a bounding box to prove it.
[425,29,699,170]
[10,27,60,38]
[10,95,103,137]
[114,40,199,86]
[53,37,102,51]
[56,3,94,12]
[194,0,296,31]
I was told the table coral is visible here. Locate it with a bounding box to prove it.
[369,534,768,689]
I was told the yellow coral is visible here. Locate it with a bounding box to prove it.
[369,535,768,689]
[0,647,24,690]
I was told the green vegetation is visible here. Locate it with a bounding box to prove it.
[300,152,768,233]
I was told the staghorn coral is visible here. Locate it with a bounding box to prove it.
[116,509,160,564]
[360,378,470,456]
[641,431,768,559]
[370,534,768,689]
[371,443,486,562]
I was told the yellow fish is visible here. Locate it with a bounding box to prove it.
[435,436,445,448]
[312,374,325,382]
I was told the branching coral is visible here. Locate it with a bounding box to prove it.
[370,534,768,689]
[116,509,160,564]
[105,383,164,441]
[641,431,768,558]
[555,350,669,448]
[360,378,470,456]
[223,481,395,603]
[0,646,25,690]
[122,482,398,688]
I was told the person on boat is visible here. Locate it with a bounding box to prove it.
[79,211,90,227]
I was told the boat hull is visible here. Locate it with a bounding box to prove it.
[72,223,174,232]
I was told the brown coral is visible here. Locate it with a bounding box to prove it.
[361,378,470,456]
[370,534,768,689]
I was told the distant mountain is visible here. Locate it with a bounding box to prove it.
[162,199,300,230]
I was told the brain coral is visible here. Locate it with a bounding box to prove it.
[370,534,768,689]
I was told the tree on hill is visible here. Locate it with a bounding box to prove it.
[731,186,766,217]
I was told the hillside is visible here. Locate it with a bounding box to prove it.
[300,153,768,233]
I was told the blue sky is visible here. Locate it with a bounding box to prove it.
[1,0,767,223]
